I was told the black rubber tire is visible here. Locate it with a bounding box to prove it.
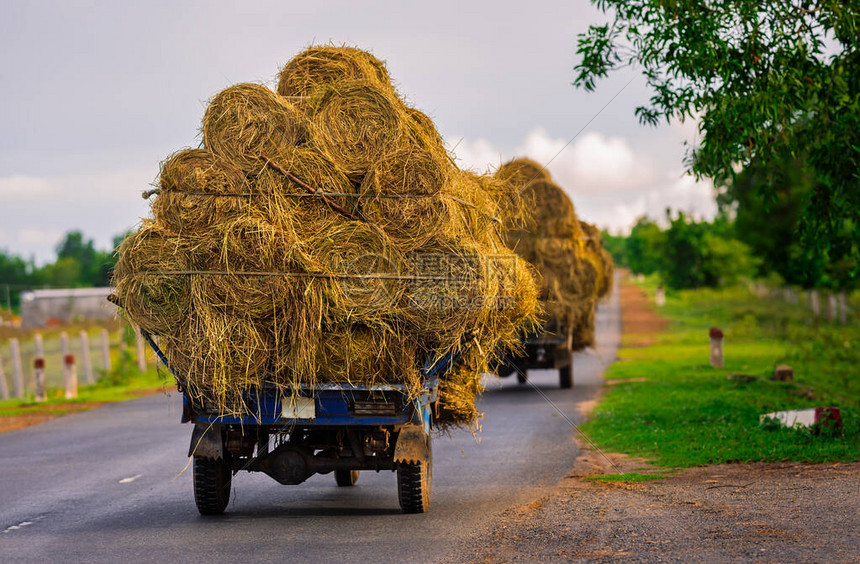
[335,469,360,487]
[559,363,573,389]
[516,369,528,385]
[397,442,432,514]
[193,455,231,515]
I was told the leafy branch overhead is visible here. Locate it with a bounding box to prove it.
[575,0,859,280]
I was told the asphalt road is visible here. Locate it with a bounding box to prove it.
[0,288,619,563]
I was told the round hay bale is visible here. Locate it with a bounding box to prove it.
[398,238,490,346]
[254,146,360,223]
[579,221,614,298]
[403,106,448,158]
[495,157,552,187]
[521,180,579,238]
[152,149,249,233]
[194,216,301,317]
[308,80,406,176]
[304,220,406,323]
[360,148,452,249]
[277,45,393,99]
[173,306,270,409]
[203,83,307,171]
[113,222,192,335]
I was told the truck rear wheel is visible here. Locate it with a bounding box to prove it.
[193,455,231,515]
[559,363,573,389]
[335,469,360,487]
[397,443,432,513]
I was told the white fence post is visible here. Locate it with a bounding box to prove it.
[838,291,848,325]
[810,290,820,318]
[9,338,23,398]
[34,333,46,402]
[0,353,9,400]
[80,331,94,384]
[135,328,147,372]
[826,292,837,322]
[101,328,111,375]
[655,286,666,307]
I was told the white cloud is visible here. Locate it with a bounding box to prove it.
[0,175,60,200]
[17,228,63,246]
[449,127,717,233]
[0,167,156,263]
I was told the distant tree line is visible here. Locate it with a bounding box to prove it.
[0,231,127,311]
[603,157,857,291]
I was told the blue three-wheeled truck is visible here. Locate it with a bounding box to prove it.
[142,331,457,515]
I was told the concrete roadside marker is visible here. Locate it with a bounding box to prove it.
[34,334,46,402]
[655,286,665,307]
[772,364,794,382]
[63,353,77,399]
[760,407,843,431]
[709,327,724,369]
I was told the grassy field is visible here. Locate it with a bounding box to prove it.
[582,278,859,468]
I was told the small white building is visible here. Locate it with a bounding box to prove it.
[20,288,116,328]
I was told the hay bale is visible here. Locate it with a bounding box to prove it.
[114,48,542,430]
[307,80,407,175]
[360,148,452,249]
[253,146,360,223]
[495,157,550,187]
[277,45,393,99]
[580,221,614,298]
[203,83,307,170]
[152,149,249,233]
[316,324,419,389]
[113,222,193,335]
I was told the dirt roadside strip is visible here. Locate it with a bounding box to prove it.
[450,281,860,563]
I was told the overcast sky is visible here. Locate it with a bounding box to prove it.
[0,0,716,263]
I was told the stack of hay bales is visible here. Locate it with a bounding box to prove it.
[495,159,612,349]
[113,45,539,429]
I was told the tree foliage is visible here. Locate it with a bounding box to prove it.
[575,0,860,276]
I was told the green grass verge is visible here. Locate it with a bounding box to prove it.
[582,280,860,467]
[584,472,666,483]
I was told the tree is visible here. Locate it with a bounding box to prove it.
[660,212,758,289]
[575,0,859,279]
[718,157,830,288]
[625,217,665,275]
[52,231,100,286]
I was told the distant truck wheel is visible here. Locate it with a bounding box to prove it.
[559,363,573,389]
[397,442,432,513]
[193,455,231,515]
[335,469,360,487]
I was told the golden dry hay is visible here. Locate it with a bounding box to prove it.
[580,220,615,298]
[152,149,250,233]
[495,157,551,187]
[113,221,193,334]
[203,83,307,170]
[316,324,420,390]
[277,45,393,99]
[252,145,360,223]
[114,48,543,427]
[360,148,453,249]
[308,80,407,175]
